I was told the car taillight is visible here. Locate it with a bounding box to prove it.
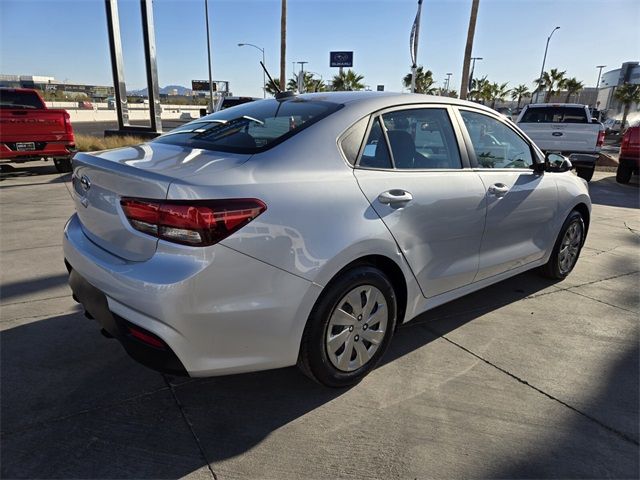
[597,129,605,147]
[120,198,266,246]
[64,111,73,135]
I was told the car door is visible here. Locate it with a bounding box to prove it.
[353,105,487,298]
[455,108,559,281]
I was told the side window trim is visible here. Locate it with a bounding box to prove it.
[354,104,470,170]
[453,106,541,170]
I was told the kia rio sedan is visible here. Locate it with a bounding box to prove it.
[64,92,590,387]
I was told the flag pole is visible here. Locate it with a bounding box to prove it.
[409,0,423,93]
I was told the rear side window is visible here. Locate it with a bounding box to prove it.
[520,107,588,124]
[359,118,393,169]
[153,98,342,153]
[0,90,44,109]
[339,117,369,165]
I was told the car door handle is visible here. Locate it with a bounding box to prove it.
[488,183,510,197]
[378,189,413,205]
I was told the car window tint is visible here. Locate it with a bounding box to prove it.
[359,117,392,169]
[340,117,369,165]
[379,108,462,169]
[520,106,588,123]
[153,98,342,154]
[461,110,533,169]
[0,90,44,109]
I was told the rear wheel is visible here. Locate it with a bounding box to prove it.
[616,164,632,184]
[576,166,594,182]
[54,158,72,173]
[298,266,397,387]
[540,210,585,280]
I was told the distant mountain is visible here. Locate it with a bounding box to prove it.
[127,85,191,96]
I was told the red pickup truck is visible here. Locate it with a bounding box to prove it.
[0,88,76,172]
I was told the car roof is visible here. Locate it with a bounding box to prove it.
[290,91,500,115]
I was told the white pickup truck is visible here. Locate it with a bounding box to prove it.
[516,103,605,181]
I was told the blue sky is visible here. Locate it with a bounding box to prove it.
[1,0,639,97]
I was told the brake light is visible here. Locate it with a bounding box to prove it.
[120,198,266,246]
[597,129,605,147]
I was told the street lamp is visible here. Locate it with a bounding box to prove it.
[594,64,606,110]
[445,72,453,93]
[238,43,266,98]
[536,26,560,102]
[203,0,215,112]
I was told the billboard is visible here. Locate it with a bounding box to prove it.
[330,51,353,68]
[377,85,384,92]
[192,80,217,92]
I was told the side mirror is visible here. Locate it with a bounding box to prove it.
[546,152,573,172]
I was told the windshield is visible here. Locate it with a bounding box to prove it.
[520,106,588,124]
[154,98,342,153]
[0,90,45,109]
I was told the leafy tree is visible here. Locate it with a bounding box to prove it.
[402,66,437,94]
[563,77,584,103]
[510,84,531,110]
[614,83,640,133]
[534,68,566,102]
[331,69,365,91]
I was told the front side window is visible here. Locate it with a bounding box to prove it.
[380,108,462,169]
[153,98,342,153]
[460,110,533,169]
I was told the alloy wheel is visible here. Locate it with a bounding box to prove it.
[558,221,583,275]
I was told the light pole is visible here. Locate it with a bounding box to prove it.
[445,72,453,93]
[296,61,308,93]
[594,64,606,110]
[468,57,482,96]
[204,0,214,113]
[238,43,266,98]
[536,26,560,103]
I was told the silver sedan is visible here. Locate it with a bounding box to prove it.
[64,92,590,387]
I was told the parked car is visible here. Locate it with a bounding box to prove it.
[603,118,626,135]
[64,92,591,387]
[77,100,93,110]
[0,88,76,172]
[516,103,605,181]
[616,125,640,183]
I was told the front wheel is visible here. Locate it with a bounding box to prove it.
[298,266,397,388]
[576,166,594,182]
[540,210,585,280]
[54,157,72,173]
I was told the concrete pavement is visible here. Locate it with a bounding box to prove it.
[1,163,638,479]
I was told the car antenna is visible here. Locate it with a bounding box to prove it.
[260,61,295,100]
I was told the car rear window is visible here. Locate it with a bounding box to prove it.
[154,98,342,153]
[520,106,588,124]
[0,90,45,109]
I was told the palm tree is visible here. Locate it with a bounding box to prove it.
[511,84,531,110]
[469,76,490,103]
[279,0,287,92]
[287,72,325,93]
[614,83,640,133]
[534,68,566,103]
[460,0,480,99]
[563,77,584,103]
[487,82,510,109]
[402,66,437,94]
[265,77,281,96]
[331,69,365,91]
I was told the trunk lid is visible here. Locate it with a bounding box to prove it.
[72,142,251,261]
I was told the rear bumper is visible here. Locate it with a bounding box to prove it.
[63,214,322,377]
[0,140,76,161]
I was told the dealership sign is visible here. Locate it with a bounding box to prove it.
[330,51,353,68]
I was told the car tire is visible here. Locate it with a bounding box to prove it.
[576,166,594,182]
[54,158,72,173]
[616,164,632,184]
[540,210,585,280]
[298,265,397,388]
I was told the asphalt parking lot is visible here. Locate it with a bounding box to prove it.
[1,162,638,479]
